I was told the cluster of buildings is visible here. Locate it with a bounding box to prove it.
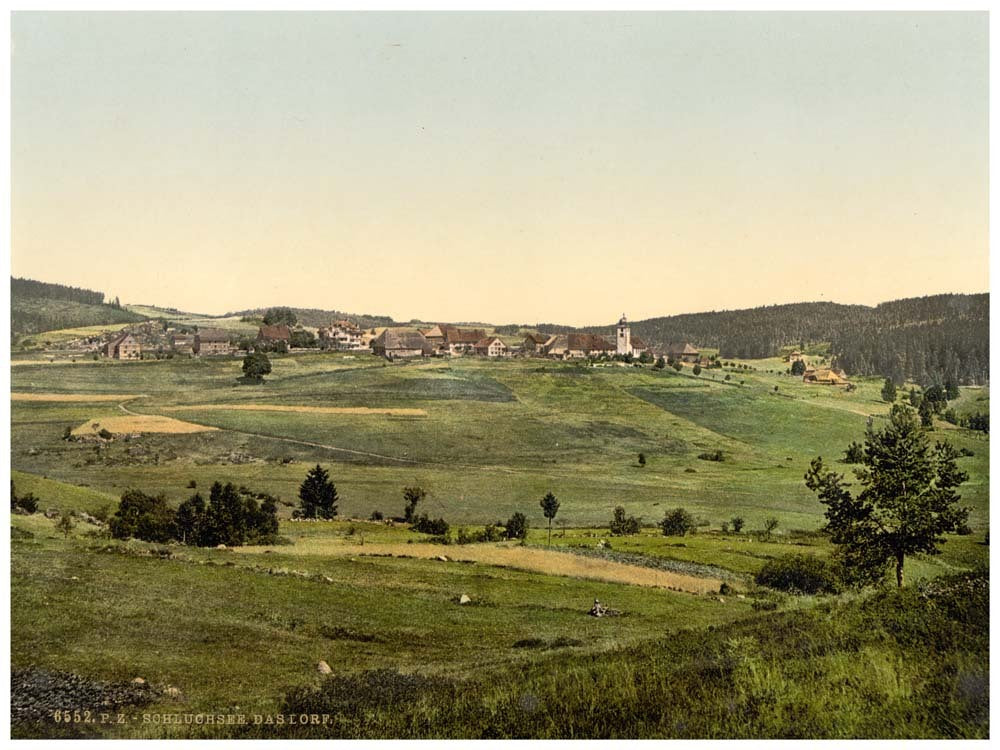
[97,314,848,386]
[371,314,698,362]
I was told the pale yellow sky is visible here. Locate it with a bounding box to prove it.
[11,12,988,326]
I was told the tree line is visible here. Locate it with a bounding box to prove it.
[11,276,107,305]
[569,293,987,385]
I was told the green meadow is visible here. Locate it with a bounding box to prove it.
[10,351,990,738]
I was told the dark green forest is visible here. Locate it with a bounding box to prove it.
[575,294,988,386]
[11,277,145,337]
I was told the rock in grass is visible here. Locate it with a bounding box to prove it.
[131,677,146,686]
[459,594,471,605]
[317,661,332,675]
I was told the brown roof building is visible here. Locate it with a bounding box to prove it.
[102,332,141,360]
[372,329,432,358]
[257,324,291,343]
[195,329,234,356]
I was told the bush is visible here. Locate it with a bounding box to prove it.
[697,450,724,462]
[755,554,840,594]
[505,512,529,540]
[370,510,384,521]
[731,516,745,533]
[411,514,449,536]
[659,508,695,537]
[109,489,176,543]
[98,428,114,440]
[959,447,975,457]
[609,506,641,536]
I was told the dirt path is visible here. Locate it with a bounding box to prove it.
[234,541,723,594]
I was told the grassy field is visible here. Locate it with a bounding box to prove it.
[9,350,990,738]
[11,352,990,529]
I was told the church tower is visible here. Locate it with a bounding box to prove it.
[616,313,631,356]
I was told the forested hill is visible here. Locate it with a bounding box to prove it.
[228,307,397,330]
[11,277,145,337]
[579,294,988,386]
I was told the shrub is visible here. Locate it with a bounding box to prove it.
[731,516,745,533]
[960,447,975,457]
[109,489,176,543]
[755,554,840,594]
[659,508,695,537]
[697,450,724,462]
[609,506,641,536]
[98,428,114,440]
[505,512,529,540]
[370,510,384,521]
[411,514,449,536]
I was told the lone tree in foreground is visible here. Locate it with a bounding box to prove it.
[805,404,969,588]
[241,351,272,383]
[297,465,339,519]
[539,492,560,546]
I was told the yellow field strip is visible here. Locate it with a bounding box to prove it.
[12,393,146,402]
[235,541,721,594]
[162,404,427,416]
[72,415,217,435]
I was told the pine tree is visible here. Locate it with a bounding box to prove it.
[881,378,897,403]
[298,465,339,519]
[539,492,560,545]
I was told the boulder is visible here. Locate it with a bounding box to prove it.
[130,677,146,686]
[44,508,60,519]
[316,661,332,675]
[215,544,227,550]
[437,555,449,562]
[459,594,471,605]
[164,686,182,698]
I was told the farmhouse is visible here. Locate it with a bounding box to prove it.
[522,332,553,354]
[475,336,509,357]
[170,332,195,356]
[102,332,141,360]
[194,329,234,356]
[665,343,700,363]
[318,319,366,351]
[257,324,291,344]
[372,329,432,358]
[803,367,849,386]
[545,333,616,359]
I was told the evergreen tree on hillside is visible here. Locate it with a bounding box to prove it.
[298,465,339,519]
[881,378,897,403]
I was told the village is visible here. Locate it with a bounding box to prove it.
[70,312,850,385]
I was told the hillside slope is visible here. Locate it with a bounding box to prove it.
[11,277,145,338]
[578,294,988,385]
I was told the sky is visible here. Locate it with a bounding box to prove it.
[10,12,989,326]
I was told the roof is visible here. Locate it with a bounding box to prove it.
[569,333,615,351]
[631,335,648,350]
[331,319,359,330]
[445,327,486,344]
[476,336,504,348]
[257,324,291,341]
[375,329,430,351]
[109,332,137,347]
[524,332,549,344]
[197,328,230,343]
[422,325,446,338]
[666,343,700,355]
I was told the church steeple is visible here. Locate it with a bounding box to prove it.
[616,313,631,355]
